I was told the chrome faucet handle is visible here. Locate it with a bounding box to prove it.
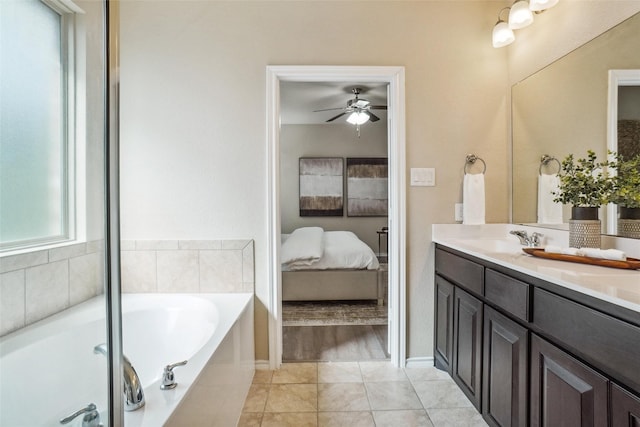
[530,232,544,247]
[60,403,102,427]
[161,360,188,390]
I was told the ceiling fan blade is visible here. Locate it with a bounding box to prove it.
[369,105,388,110]
[368,112,381,122]
[326,112,347,122]
[313,107,345,112]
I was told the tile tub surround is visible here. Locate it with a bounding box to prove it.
[0,241,105,336]
[120,239,254,293]
[238,361,488,427]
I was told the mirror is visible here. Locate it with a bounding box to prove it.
[512,11,640,238]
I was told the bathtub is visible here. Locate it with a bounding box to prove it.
[0,293,254,427]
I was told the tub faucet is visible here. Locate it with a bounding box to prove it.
[94,344,145,411]
[509,230,543,247]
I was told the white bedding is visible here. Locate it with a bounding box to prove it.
[281,228,379,271]
[280,226,324,269]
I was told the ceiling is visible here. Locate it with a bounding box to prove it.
[279,81,388,125]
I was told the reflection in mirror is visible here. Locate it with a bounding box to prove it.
[512,12,640,239]
[606,70,640,235]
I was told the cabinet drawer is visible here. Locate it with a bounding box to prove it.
[485,269,530,322]
[533,288,640,393]
[611,383,640,427]
[435,248,484,295]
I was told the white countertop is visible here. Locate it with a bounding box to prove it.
[432,224,640,315]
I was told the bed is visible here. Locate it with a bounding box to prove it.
[281,227,385,305]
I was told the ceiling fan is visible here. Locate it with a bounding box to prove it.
[313,87,387,124]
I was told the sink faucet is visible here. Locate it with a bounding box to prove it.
[94,344,145,411]
[509,230,544,247]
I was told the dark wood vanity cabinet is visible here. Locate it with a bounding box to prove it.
[452,287,483,410]
[530,333,608,426]
[482,306,528,427]
[434,245,640,427]
[434,275,454,372]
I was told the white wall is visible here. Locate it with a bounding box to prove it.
[280,123,388,252]
[119,0,511,362]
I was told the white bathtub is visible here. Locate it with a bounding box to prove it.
[0,293,254,427]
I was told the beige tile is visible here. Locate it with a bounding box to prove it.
[120,240,136,251]
[253,369,274,384]
[49,243,86,262]
[265,384,317,412]
[404,366,451,383]
[318,362,363,383]
[135,240,179,250]
[318,411,375,427]
[178,240,222,250]
[85,239,105,254]
[412,380,474,409]
[318,383,370,411]
[199,250,243,292]
[237,412,263,427]
[222,239,251,250]
[365,381,423,410]
[242,240,254,289]
[25,260,69,324]
[426,408,488,426]
[360,360,408,382]
[261,412,317,427]
[0,270,25,336]
[0,250,48,274]
[156,250,199,292]
[242,384,270,412]
[69,252,103,305]
[120,250,156,292]
[272,362,317,384]
[373,409,434,427]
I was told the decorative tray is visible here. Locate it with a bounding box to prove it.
[522,248,640,270]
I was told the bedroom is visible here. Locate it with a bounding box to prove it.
[279,82,390,361]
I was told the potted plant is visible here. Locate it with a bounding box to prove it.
[553,150,611,247]
[608,152,640,238]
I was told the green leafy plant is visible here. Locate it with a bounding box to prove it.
[608,152,640,209]
[553,150,612,207]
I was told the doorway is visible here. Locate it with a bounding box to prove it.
[266,66,407,368]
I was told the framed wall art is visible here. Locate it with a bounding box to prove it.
[299,157,344,216]
[346,157,388,217]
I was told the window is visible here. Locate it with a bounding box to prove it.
[0,0,80,251]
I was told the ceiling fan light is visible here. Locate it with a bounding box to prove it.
[347,111,370,125]
[492,20,515,48]
[509,0,534,29]
[529,0,559,12]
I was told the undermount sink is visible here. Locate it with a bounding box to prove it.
[449,238,524,254]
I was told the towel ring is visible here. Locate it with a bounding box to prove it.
[539,154,561,175]
[464,154,486,174]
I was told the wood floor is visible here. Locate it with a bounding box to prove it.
[283,325,390,362]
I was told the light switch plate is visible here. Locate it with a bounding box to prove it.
[410,168,436,186]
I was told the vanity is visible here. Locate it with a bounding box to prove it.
[432,224,640,427]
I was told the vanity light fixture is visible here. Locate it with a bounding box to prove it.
[529,0,559,12]
[492,7,515,48]
[492,0,559,48]
[509,0,534,30]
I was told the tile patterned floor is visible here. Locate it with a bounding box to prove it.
[237,362,488,427]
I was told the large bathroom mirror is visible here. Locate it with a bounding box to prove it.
[512,11,640,238]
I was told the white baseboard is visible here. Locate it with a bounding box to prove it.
[255,360,271,370]
[405,357,435,368]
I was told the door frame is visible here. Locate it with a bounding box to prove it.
[266,65,407,368]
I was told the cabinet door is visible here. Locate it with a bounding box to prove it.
[611,384,640,427]
[435,275,454,373]
[452,287,483,410]
[530,334,608,427]
[482,306,528,427]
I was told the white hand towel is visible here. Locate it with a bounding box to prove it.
[580,248,627,261]
[463,173,485,225]
[537,174,563,224]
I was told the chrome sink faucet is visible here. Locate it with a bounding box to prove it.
[94,344,145,411]
[509,230,544,247]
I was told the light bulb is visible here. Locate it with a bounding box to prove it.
[529,0,559,12]
[347,111,370,125]
[509,0,534,29]
[492,20,515,48]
